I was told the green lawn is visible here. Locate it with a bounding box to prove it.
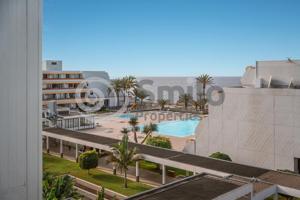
[43,153,153,196]
[137,160,193,177]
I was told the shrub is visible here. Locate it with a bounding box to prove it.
[79,150,99,174]
[146,136,172,149]
[209,152,232,161]
[43,172,81,200]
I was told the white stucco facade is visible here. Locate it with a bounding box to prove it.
[195,85,300,171]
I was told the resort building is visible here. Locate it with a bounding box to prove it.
[192,59,300,172]
[42,60,110,114]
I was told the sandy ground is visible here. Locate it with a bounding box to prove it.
[81,111,197,151]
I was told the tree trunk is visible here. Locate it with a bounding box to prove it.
[123,91,126,104]
[133,130,138,143]
[141,132,151,144]
[202,84,206,99]
[117,94,120,107]
[124,170,128,188]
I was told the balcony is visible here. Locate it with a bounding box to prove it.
[42,88,89,94]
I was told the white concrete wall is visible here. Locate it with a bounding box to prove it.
[0,0,41,199]
[195,87,300,171]
[257,60,300,87]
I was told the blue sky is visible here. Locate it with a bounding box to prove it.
[43,0,300,78]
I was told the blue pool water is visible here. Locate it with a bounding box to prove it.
[118,113,136,119]
[156,119,200,137]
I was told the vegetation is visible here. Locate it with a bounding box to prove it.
[111,79,122,107]
[209,152,232,161]
[141,123,158,144]
[121,127,130,135]
[97,186,105,200]
[121,76,137,103]
[146,136,172,149]
[43,172,81,200]
[79,150,99,175]
[107,134,143,188]
[135,89,149,106]
[196,74,214,99]
[128,117,140,143]
[179,93,192,110]
[43,154,152,196]
[157,99,168,110]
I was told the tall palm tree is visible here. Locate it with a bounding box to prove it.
[121,76,137,103]
[111,79,122,107]
[141,123,158,144]
[157,99,168,110]
[196,74,213,99]
[128,117,139,143]
[179,93,192,110]
[108,134,143,188]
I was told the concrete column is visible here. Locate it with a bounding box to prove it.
[46,136,50,153]
[113,166,117,175]
[136,161,140,182]
[186,170,190,177]
[75,143,79,163]
[162,164,166,185]
[60,139,63,158]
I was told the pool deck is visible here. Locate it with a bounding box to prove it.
[81,111,199,151]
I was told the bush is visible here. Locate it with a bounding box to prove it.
[146,136,172,149]
[79,150,99,174]
[43,172,81,200]
[209,152,232,161]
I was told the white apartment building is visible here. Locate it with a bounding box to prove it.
[191,59,300,172]
[42,60,110,115]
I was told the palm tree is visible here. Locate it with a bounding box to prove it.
[128,117,139,143]
[111,79,122,107]
[196,74,213,99]
[108,134,143,188]
[192,100,200,111]
[121,76,137,103]
[198,98,208,111]
[136,90,149,106]
[141,123,158,144]
[121,128,130,135]
[130,87,140,104]
[157,99,168,110]
[179,93,192,110]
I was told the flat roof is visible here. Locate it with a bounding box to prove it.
[126,174,249,200]
[43,128,300,192]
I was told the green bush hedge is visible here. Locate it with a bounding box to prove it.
[209,152,232,161]
[79,150,98,174]
[146,136,172,149]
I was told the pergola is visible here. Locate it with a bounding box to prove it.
[43,128,300,199]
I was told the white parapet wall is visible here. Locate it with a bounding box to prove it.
[195,87,300,171]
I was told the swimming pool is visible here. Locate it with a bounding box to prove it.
[118,113,136,119]
[156,119,200,137]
